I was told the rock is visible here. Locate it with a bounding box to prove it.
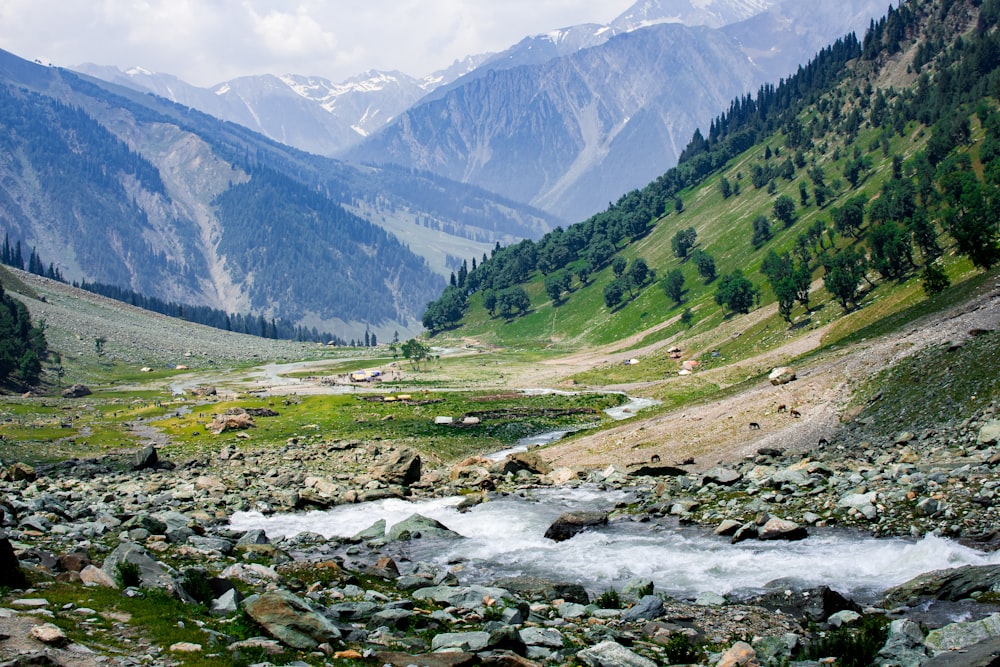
[352,519,386,541]
[622,595,664,622]
[576,640,658,667]
[211,588,241,616]
[58,551,91,572]
[412,584,516,612]
[431,631,491,652]
[703,466,742,486]
[243,589,342,650]
[543,510,608,542]
[731,522,758,543]
[130,445,159,471]
[925,613,1000,655]
[29,622,68,646]
[621,579,654,600]
[749,586,860,623]
[0,537,28,589]
[369,608,416,630]
[768,367,796,386]
[715,519,742,536]
[695,592,727,606]
[375,447,422,486]
[758,517,808,541]
[387,514,461,541]
[169,642,202,653]
[206,413,255,434]
[979,420,1000,446]
[503,451,553,476]
[7,462,36,482]
[716,641,759,667]
[838,491,878,519]
[61,383,92,398]
[827,610,861,628]
[101,542,183,595]
[220,562,282,586]
[365,555,400,579]
[492,576,589,604]
[376,651,479,667]
[876,619,927,667]
[922,636,1000,666]
[80,564,117,588]
[883,565,1000,608]
[520,627,565,649]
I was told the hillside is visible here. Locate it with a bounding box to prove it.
[348,0,888,221]
[0,50,556,343]
[421,0,1000,373]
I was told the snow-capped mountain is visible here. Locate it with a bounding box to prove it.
[73,55,488,157]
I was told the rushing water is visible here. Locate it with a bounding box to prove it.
[230,485,1000,603]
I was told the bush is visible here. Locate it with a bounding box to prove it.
[597,589,621,609]
[117,561,141,588]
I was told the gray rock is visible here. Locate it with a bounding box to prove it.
[621,595,664,622]
[576,640,658,667]
[412,584,514,611]
[758,517,808,541]
[387,514,461,541]
[188,535,234,555]
[557,601,588,619]
[210,588,241,616]
[543,510,608,542]
[621,579,654,601]
[131,445,159,471]
[703,466,742,486]
[352,518,386,541]
[876,619,927,667]
[978,420,1000,446]
[236,529,269,546]
[369,607,415,630]
[520,627,565,648]
[61,383,92,398]
[101,542,184,596]
[492,576,589,604]
[922,636,1000,666]
[768,367,796,385]
[374,447,422,486]
[827,610,861,628]
[431,631,491,652]
[925,613,1000,655]
[883,565,1000,608]
[694,591,727,606]
[243,589,342,650]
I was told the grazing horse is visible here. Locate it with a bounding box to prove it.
[749,422,761,430]
[790,408,801,418]
[777,404,787,413]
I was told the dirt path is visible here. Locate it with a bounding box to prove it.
[540,279,1000,471]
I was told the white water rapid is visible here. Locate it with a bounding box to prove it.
[230,486,1000,602]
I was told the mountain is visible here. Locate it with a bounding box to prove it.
[0,49,556,342]
[421,0,1000,350]
[348,0,889,222]
[73,56,489,158]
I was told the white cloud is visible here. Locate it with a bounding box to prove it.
[0,0,634,86]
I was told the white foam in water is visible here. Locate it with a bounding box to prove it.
[230,487,1000,600]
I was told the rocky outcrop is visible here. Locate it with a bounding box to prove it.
[543,510,608,542]
[243,589,342,650]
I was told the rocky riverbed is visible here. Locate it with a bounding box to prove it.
[5,394,1000,667]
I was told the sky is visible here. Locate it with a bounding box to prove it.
[0,1,636,87]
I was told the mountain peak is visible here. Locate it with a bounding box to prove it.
[612,0,776,30]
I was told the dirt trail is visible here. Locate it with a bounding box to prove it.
[539,279,1000,471]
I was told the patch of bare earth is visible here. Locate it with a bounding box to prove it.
[540,280,1000,472]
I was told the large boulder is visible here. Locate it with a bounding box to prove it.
[768,367,796,385]
[387,514,461,541]
[206,412,255,434]
[502,451,552,476]
[758,517,808,541]
[375,447,422,486]
[101,542,187,598]
[925,613,1000,655]
[884,565,1000,609]
[576,640,658,667]
[61,383,92,398]
[492,576,590,605]
[131,445,159,471]
[543,510,608,542]
[243,589,342,650]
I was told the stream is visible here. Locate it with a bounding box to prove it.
[229,485,1000,603]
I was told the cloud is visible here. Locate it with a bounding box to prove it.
[0,0,634,86]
